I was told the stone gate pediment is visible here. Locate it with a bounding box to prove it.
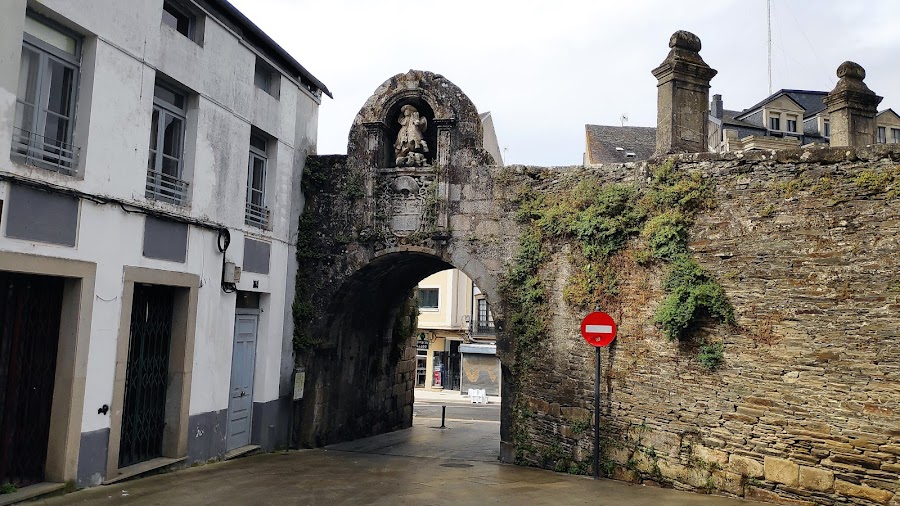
[347,70,497,251]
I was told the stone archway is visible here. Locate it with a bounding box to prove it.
[289,39,900,504]
[294,245,511,448]
[292,71,517,454]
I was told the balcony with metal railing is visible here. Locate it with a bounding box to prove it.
[245,201,270,229]
[10,127,80,176]
[145,170,189,205]
[471,320,496,336]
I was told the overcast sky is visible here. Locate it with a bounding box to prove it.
[229,0,900,166]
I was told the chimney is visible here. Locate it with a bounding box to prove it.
[652,31,718,155]
[711,94,724,120]
[823,61,882,147]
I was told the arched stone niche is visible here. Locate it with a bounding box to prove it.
[347,70,495,169]
[347,70,496,252]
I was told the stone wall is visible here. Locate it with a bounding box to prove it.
[296,123,898,505]
[512,146,900,505]
[292,155,423,446]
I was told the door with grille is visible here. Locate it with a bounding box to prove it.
[0,272,64,488]
[119,284,175,468]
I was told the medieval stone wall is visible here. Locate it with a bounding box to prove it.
[296,145,898,504]
[510,146,900,505]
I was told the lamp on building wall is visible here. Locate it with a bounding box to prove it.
[418,331,438,343]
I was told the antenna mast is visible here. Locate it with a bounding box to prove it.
[767,0,772,95]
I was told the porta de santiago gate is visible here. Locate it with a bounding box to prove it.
[292,69,521,458]
[290,33,900,505]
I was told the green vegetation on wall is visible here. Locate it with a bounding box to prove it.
[390,290,419,365]
[292,158,326,354]
[502,159,735,372]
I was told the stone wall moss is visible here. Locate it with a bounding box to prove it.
[854,165,900,198]
[503,159,734,364]
[293,162,326,354]
[503,158,735,477]
[390,290,418,365]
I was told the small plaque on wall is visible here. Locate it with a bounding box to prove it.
[293,368,306,400]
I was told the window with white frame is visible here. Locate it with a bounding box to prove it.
[418,288,439,310]
[11,13,81,175]
[786,116,797,133]
[245,133,270,228]
[474,298,495,334]
[769,115,780,131]
[147,82,189,205]
[877,126,887,144]
[892,128,900,144]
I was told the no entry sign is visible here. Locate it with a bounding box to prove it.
[580,311,617,347]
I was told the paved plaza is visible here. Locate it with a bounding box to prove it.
[37,406,762,505]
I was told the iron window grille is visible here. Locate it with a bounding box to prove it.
[245,133,270,229]
[147,83,189,205]
[11,15,81,176]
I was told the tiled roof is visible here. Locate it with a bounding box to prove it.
[721,110,764,130]
[585,125,656,164]
[784,90,828,117]
[737,89,828,120]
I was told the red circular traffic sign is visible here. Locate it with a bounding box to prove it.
[580,311,617,347]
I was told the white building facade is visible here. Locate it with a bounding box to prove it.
[0,0,327,493]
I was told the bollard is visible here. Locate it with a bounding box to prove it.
[440,405,447,428]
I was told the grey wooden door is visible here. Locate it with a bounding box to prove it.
[227,313,258,451]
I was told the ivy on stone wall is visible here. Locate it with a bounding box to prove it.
[292,157,326,354]
[502,159,735,371]
[502,159,737,476]
[390,290,419,366]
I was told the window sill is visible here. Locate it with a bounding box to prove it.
[8,157,83,182]
[10,153,79,178]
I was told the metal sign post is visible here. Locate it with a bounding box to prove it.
[580,310,618,480]
[594,345,600,479]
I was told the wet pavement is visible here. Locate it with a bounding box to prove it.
[39,413,762,505]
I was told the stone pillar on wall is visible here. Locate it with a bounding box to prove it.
[823,61,883,148]
[652,30,718,155]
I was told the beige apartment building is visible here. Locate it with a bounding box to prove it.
[415,269,499,396]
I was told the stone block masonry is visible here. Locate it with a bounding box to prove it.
[293,61,899,505]
[300,143,899,505]
[510,146,900,505]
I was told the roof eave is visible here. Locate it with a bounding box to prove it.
[207,0,332,98]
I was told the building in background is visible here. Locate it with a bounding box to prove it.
[414,111,501,397]
[0,0,327,494]
[583,125,656,164]
[415,269,499,396]
[876,109,900,144]
[709,91,900,153]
